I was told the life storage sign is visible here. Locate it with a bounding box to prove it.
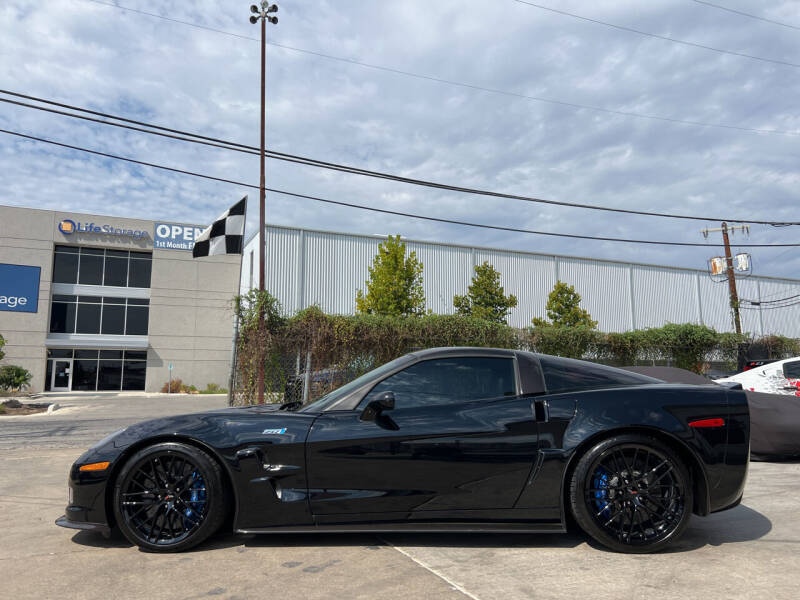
[153,223,206,251]
[0,264,41,313]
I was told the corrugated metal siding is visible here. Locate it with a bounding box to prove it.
[243,225,800,337]
[757,278,800,335]
[632,266,699,329]
[266,227,301,313]
[559,257,631,332]
[408,242,472,315]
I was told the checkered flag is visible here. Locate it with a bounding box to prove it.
[192,197,247,258]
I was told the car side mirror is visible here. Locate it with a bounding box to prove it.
[359,391,395,421]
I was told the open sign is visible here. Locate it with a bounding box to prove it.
[153,222,206,251]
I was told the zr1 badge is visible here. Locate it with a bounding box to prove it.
[262,428,287,435]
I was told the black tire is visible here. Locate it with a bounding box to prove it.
[112,442,227,552]
[569,434,693,553]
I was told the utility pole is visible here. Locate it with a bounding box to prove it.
[702,222,749,335]
[250,2,278,404]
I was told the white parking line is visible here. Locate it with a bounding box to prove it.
[380,537,483,600]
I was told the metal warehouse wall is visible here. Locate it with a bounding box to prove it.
[241,225,800,336]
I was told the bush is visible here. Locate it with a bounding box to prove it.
[199,383,227,394]
[0,334,5,362]
[231,289,800,404]
[232,306,520,405]
[525,325,600,359]
[0,365,33,392]
[160,378,186,393]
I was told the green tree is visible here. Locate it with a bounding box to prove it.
[453,261,518,323]
[0,333,5,361]
[356,235,426,316]
[532,280,598,329]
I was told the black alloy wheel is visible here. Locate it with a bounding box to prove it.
[570,434,693,553]
[113,442,226,552]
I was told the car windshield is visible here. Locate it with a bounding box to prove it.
[298,355,414,412]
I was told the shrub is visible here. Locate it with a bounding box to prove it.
[199,383,227,394]
[0,334,5,362]
[0,365,33,392]
[160,378,185,393]
[525,325,600,359]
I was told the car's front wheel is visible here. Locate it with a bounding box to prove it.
[112,442,226,552]
[570,434,693,553]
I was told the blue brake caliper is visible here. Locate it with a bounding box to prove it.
[184,471,207,527]
[592,467,611,519]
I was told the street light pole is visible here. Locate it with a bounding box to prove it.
[250,2,278,404]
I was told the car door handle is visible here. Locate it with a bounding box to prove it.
[534,399,548,422]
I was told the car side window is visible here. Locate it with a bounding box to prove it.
[783,361,800,379]
[539,356,659,394]
[363,357,517,410]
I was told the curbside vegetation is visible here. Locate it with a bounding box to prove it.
[230,291,800,405]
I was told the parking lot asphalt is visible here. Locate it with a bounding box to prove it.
[1,394,798,600]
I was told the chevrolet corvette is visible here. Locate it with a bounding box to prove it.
[57,347,750,553]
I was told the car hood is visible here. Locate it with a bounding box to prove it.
[83,404,318,462]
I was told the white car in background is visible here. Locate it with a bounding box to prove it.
[717,357,800,395]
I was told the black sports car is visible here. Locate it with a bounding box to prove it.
[57,347,750,554]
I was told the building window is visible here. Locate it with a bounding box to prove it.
[103,250,129,287]
[49,295,149,336]
[52,246,78,283]
[77,248,104,285]
[46,349,148,391]
[53,246,152,288]
[125,299,149,335]
[128,252,152,288]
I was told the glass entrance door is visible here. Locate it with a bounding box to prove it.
[51,360,72,392]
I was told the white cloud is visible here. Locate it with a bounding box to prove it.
[1,0,799,278]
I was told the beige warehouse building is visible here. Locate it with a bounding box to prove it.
[0,204,240,393]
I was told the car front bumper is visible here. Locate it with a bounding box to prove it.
[55,515,111,537]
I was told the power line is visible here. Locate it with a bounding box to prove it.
[3,89,799,227]
[741,299,800,310]
[742,294,800,305]
[77,0,800,137]
[3,126,800,249]
[690,0,800,31]
[511,0,800,69]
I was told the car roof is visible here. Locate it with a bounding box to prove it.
[407,347,518,360]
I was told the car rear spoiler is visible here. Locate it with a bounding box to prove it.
[716,381,743,390]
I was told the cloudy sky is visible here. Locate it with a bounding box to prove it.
[1,0,798,278]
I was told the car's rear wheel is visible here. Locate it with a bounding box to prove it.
[112,442,226,552]
[570,434,693,553]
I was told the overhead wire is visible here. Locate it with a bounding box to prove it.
[76,0,800,137]
[3,126,800,248]
[2,89,799,227]
[741,299,800,310]
[510,0,800,69]
[742,294,800,305]
[690,0,800,31]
